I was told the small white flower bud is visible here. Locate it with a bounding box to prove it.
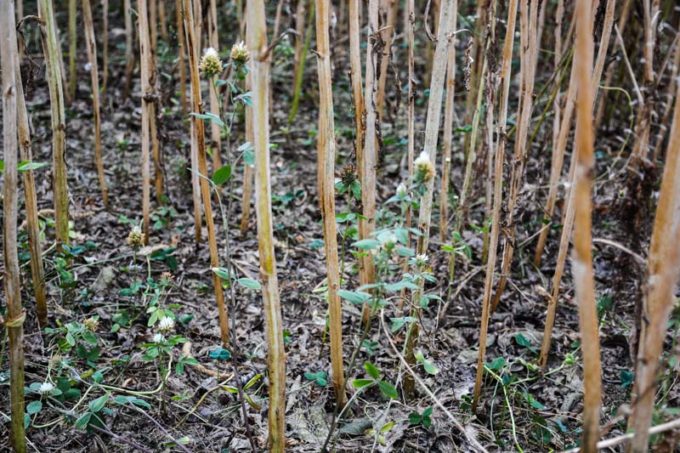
[39,382,54,394]
[397,183,408,198]
[158,317,175,333]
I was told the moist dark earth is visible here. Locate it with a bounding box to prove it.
[1,2,679,452]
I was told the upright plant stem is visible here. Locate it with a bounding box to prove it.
[138,0,154,243]
[472,0,519,412]
[461,0,490,162]
[572,0,601,449]
[629,0,659,166]
[101,0,109,96]
[1,1,26,449]
[398,0,415,308]
[208,0,222,169]
[403,0,414,228]
[247,1,287,449]
[292,0,307,96]
[403,0,454,398]
[492,0,540,311]
[15,42,48,328]
[178,0,203,242]
[149,3,163,204]
[653,38,680,160]
[149,0,158,51]
[68,0,77,100]
[349,0,364,176]
[539,0,616,366]
[359,0,379,323]
[448,29,489,283]
[123,0,136,99]
[183,0,229,346]
[39,0,70,251]
[594,0,632,128]
[535,0,615,266]
[175,0,187,113]
[375,0,397,122]
[289,0,314,125]
[628,81,680,453]
[438,0,458,243]
[315,0,346,408]
[83,0,110,208]
[239,70,255,236]
[533,0,565,266]
[158,0,168,42]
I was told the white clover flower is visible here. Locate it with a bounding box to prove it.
[382,232,398,251]
[414,151,434,183]
[415,254,429,267]
[127,226,145,248]
[83,317,99,332]
[230,41,250,65]
[203,47,219,59]
[200,47,223,77]
[396,182,408,198]
[158,317,175,333]
[152,333,166,344]
[415,150,429,164]
[39,382,54,395]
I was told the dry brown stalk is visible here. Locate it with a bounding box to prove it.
[403,0,414,229]
[627,79,680,453]
[358,0,379,323]
[403,0,454,398]
[594,0,633,128]
[39,0,70,250]
[182,0,229,346]
[175,0,187,113]
[101,0,109,96]
[572,0,601,449]
[538,0,617,367]
[247,1,287,448]
[123,0,136,99]
[376,0,397,122]
[1,1,27,448]
[472,0,519,411]
[158,0,169,42]
[67,0,77,100]
[315,0,346,408]
[178,0,203,242]
[438,0,458,243]
[15,30,48,328]
[208,0,223,170]
[138,0,154,243]
[534,0,615,266]
[83,0,110,208]
[491,0,540,312]
[349,0,364,179]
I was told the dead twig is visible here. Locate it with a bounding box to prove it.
[561,417,680,453]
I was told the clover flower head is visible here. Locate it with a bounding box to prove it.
[200,47,223,77]
[83,317,99,332]
[152,333,166,344]
[415,151,435,183]
[230,41,249,65]
[158,317,175,333]
[415,254,429,268]
[127,226,145,248]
